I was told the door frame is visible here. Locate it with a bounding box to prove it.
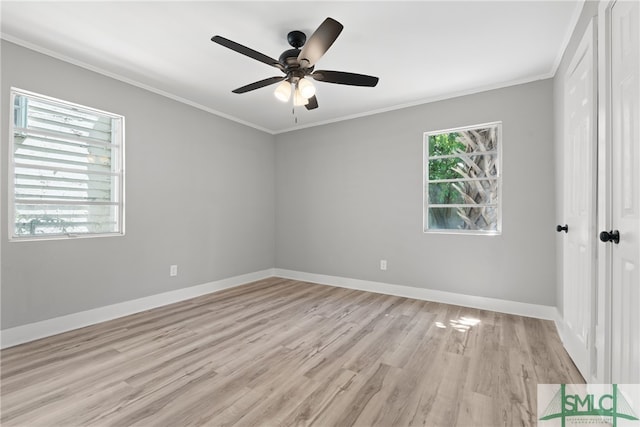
[594,0,616,384]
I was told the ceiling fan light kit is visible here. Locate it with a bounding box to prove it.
[297,78,316,99]
[274,81,292,102]
[211,17,379,112]
[293,88,309,106]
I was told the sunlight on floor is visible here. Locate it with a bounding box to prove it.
[435,316,481,332]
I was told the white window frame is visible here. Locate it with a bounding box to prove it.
[423,121,502,235]
[8,88,125,241]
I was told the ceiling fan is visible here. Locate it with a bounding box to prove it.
[211,17,379,110]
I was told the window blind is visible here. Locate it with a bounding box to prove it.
[10,89,124,239]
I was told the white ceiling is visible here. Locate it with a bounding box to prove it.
[1,1,583,134]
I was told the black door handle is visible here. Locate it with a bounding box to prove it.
[556,224,568,233]
[599,230,620,244]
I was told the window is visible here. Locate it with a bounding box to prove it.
[9,88,125,240]
[423,122,501,235]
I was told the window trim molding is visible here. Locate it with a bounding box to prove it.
[422,121,503,236]
[8,87,126,242]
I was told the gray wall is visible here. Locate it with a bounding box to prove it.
[553,0,599,315]
[2,36,563,332]
[276,79,557,306]
[1,41,276,329]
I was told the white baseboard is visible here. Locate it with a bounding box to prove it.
[274,268,557,320]
[553,309,568,345]
[0,268,276,349]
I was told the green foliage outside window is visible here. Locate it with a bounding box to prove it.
[428,133,464,229]
[425,124,500,233]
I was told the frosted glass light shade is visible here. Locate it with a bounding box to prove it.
[293,89,309,106]
[274,81,291,102]
[298,78,316,99]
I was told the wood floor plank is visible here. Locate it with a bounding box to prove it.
[348,364,417,427]
[455,391,498,427]
[280,368,358,427]
[0,277,584,426]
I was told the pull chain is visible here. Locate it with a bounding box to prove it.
[292,83,298,124]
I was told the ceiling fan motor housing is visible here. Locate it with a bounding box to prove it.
[280,31,309,82]
[279,48,302,69]
[279,46,313,83]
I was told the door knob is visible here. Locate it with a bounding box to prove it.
[599,230,620,244]
[556,224,568,233]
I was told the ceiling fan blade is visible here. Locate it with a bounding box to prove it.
[212,35,283,71]
[297,18,343,68]
[232,76,286,94]
[311,70,379,87]
[305,95,318,110]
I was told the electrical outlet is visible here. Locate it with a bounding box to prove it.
[380,259,387,270]
[170,265,178,277]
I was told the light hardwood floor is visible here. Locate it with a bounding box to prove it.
[1,277,583,426]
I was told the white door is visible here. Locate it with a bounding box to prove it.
[608,0,640,385]
[562,19,597,381]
